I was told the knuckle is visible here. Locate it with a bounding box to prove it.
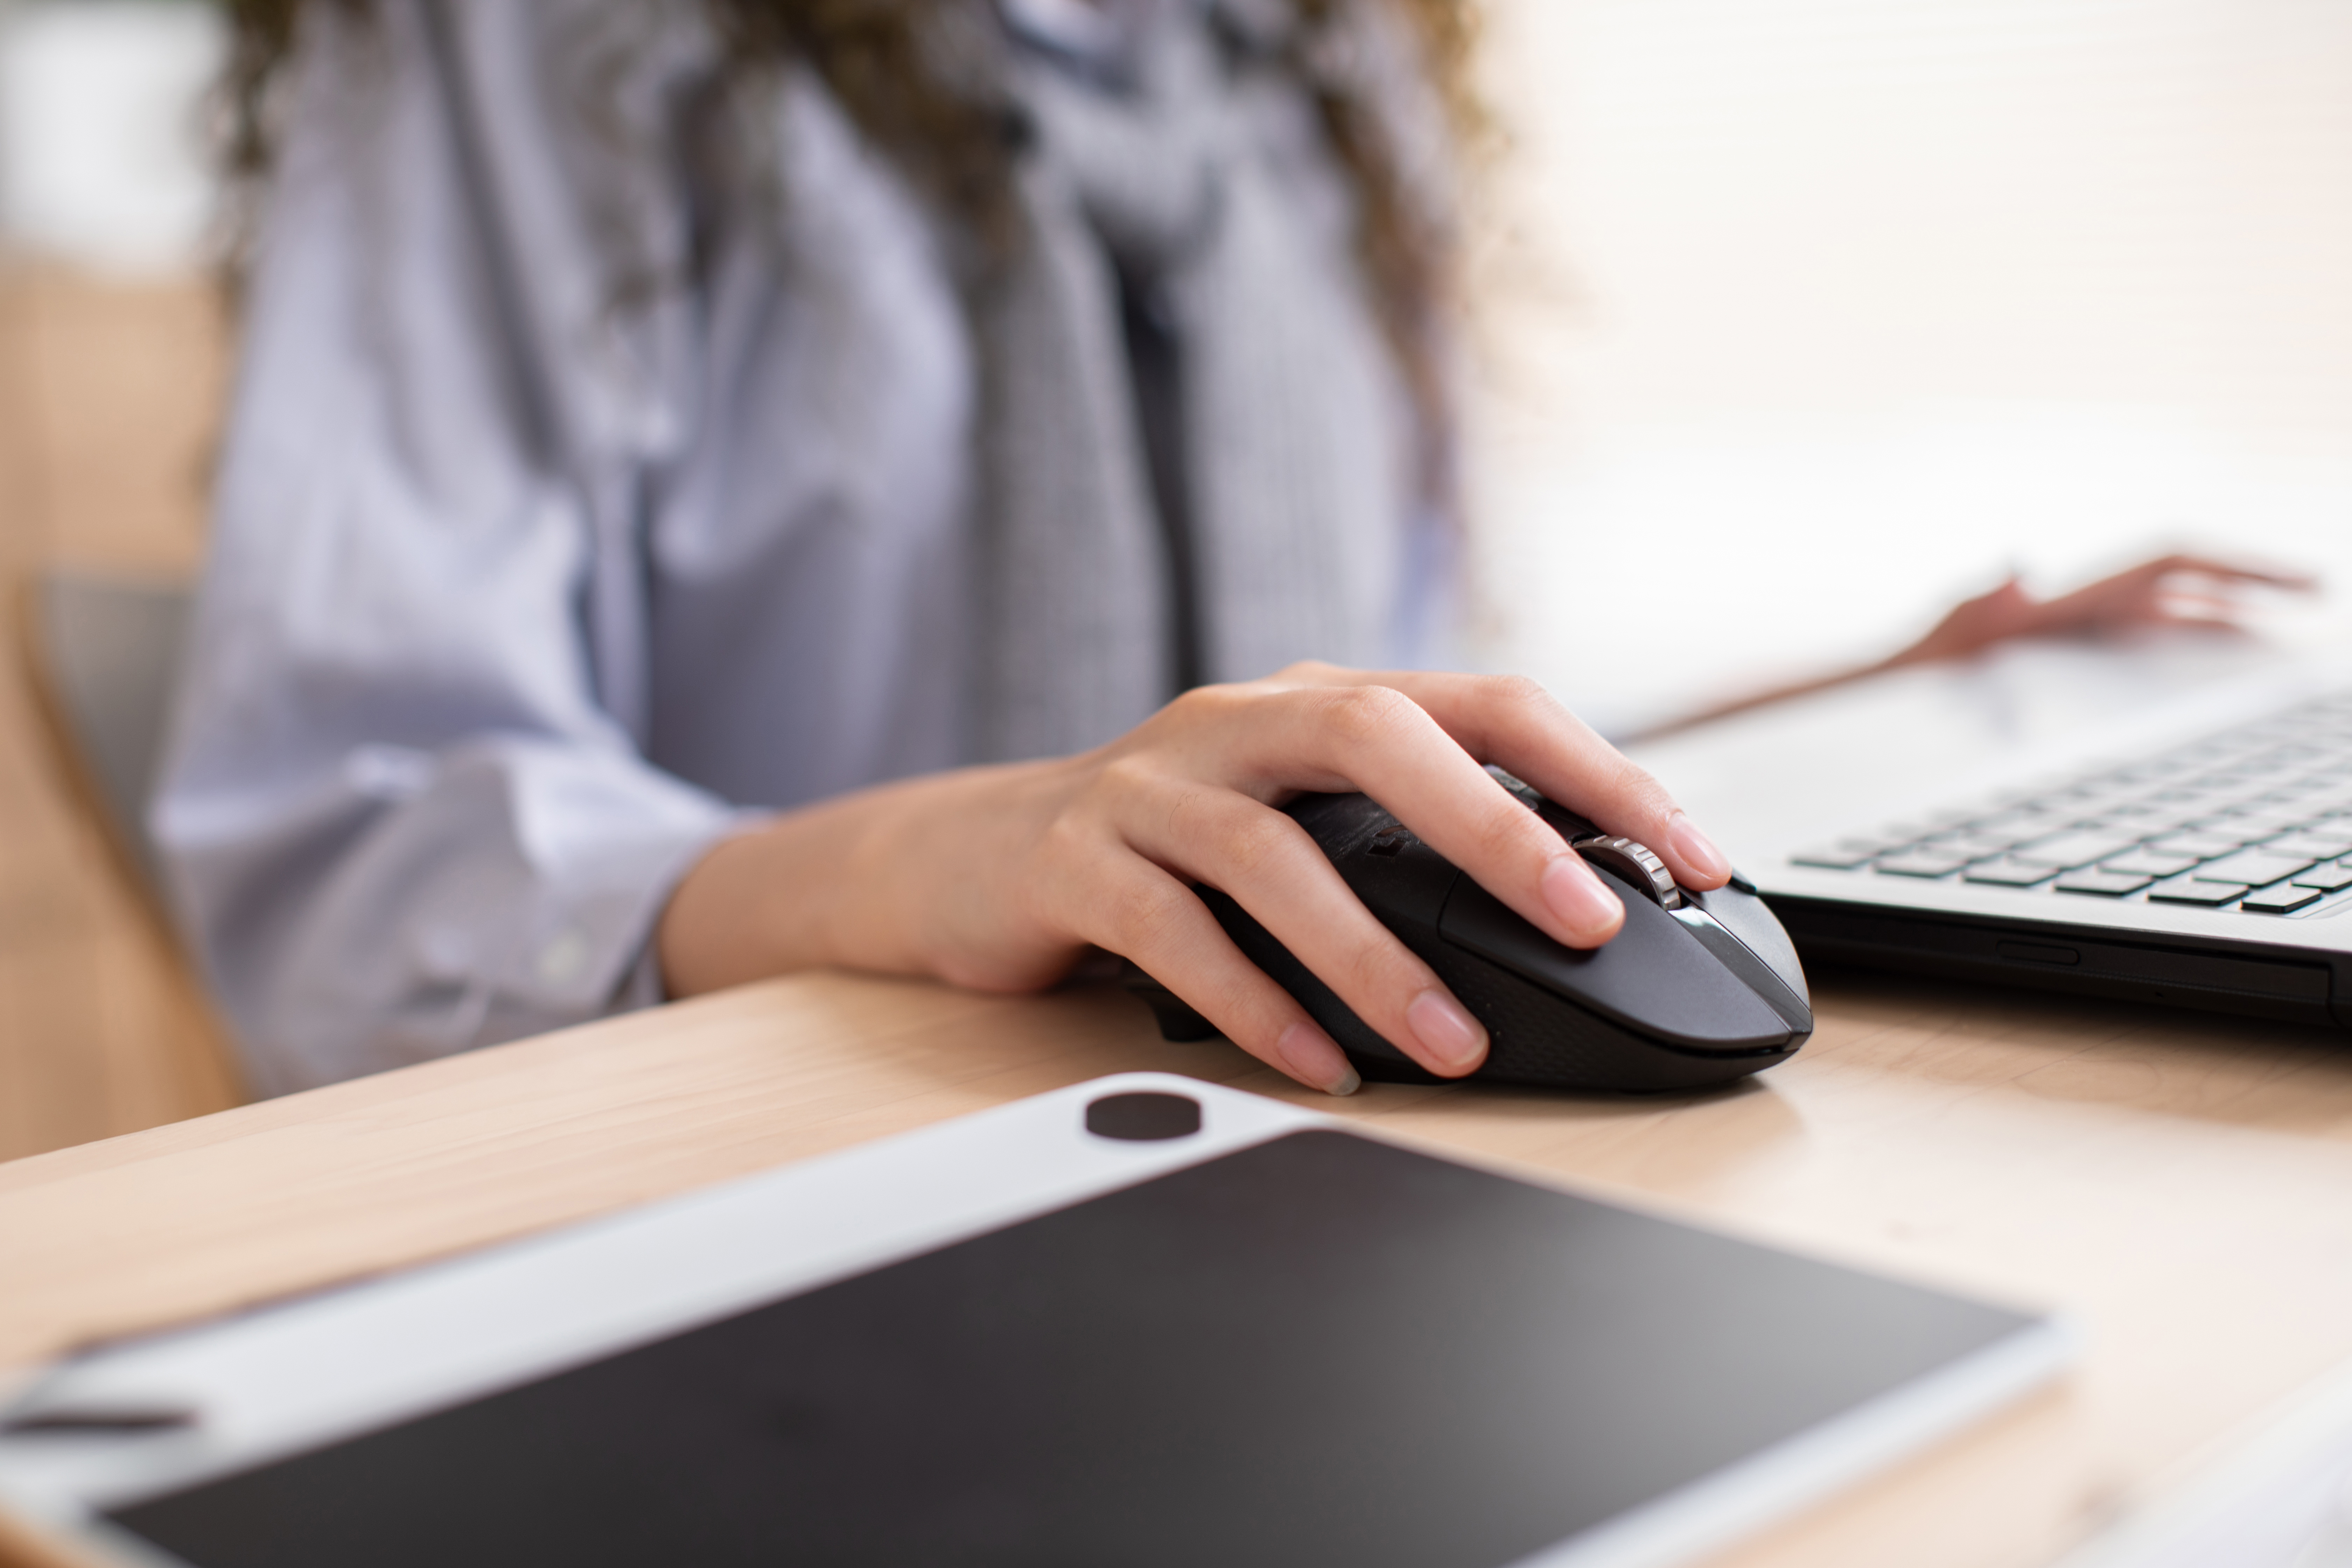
[1339,936,1426,1012]
[1485,672,1555,710]
[1107,876,1199,954]
[1471,794,1548,862]
[1156,780,1236,856]
[1315,684,1416,750]
[1092,752,1162,803]
[1604,756,1677,819]
[1160,683,1215,722]
[1217,808,1298,879]
[1029,810,1109,895]
[1165,679,1253,728]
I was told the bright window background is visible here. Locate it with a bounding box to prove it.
[0,0,222,274]
[1472,0,2352,733]
[3,0,2350,734]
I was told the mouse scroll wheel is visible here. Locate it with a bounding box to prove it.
[1571,835,1683,910]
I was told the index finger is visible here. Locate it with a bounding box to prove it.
[1217,678,1630,951]
[2137,554,2317,590]
[1295,667,1734,895]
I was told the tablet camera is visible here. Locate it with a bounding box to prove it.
[1083,1091,1202,1142]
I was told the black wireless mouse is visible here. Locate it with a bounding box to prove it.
[1128,775,1813,1092]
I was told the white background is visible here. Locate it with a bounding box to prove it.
[2,0,2348,736]
[0,0,222,274]
[1470,0,2352,733]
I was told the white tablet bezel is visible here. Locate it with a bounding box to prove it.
[0,1072,2073,1568]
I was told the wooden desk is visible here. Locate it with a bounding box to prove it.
[6,966,2352,1568]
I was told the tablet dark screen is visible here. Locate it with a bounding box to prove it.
[109,1129,2033,1568]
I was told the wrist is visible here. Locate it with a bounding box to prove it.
[653,758,1078,998]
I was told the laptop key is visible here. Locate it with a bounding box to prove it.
[2265,836,2352,862]
[2190,850,2317,888]
[2294,863,2352,894]
[2148,832,2250,859]
[2010,830,2146,868]
[2197,813,2303,839]
[2100,850,2201,879]
[1874,850,1972,878]
[2054,870,2157,897]
[2241,887,2324,914]
[1968,807,2052,833]
[1962,860,2059,887]
[1924,833,2026,860]
[2148,881,2252,907]
[1791,846,1875,870]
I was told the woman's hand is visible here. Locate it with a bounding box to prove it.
[1634,552,2319,741]
[1888,554,2316,668]
[658,664,1731,1096]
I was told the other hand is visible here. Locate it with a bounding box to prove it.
[1889,553,2317,668]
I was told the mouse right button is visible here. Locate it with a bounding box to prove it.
[1438,878,1794,1053]
[1681,881,1810,1008]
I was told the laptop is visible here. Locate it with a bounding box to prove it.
[1754,654,2352,1028]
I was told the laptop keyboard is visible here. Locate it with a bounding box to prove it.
[1788,689,2352,918]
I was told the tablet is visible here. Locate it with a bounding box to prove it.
[0,1074,2071,1568]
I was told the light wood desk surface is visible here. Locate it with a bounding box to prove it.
[5,965,2352,1568]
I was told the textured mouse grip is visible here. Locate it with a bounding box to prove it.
[1117,784,1806,1093]
[1193,884,1798,1093]
[1117,963,1223,1043]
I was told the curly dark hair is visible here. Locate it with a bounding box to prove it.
[220,0,1481,432]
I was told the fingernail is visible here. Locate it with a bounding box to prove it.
[1667,812,1732,883]
[1541,854,1622,941]
[1406,989,1487,1074]
[1277,1021,1360,1096]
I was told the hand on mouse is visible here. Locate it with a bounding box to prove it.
[657,663,1732,1097]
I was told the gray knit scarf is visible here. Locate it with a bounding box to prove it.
[970,0,1434,761]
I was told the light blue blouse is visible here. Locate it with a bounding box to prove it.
[155,0,1443,1094]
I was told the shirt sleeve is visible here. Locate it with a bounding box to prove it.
[152,0,744,1096]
